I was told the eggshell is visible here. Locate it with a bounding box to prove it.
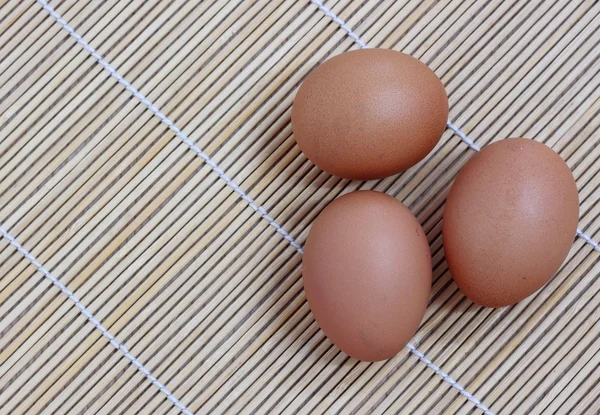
[291,49,448,180]
[443,138,579,308]
[302,190,432,361]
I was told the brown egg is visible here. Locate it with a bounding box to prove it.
[291,49,448,180]
[443,138,579,308]
[302,191,432,361]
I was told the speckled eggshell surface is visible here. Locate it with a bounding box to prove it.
[291,49,448,180]
[302,190,432,362]
[443,138,579,308]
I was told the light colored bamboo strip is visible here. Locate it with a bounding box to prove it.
[38,344,133,414]
[0,241,24,302]
[0,263,49,333]
[559,359,600,414]
[3,239,181,410]
[5,130,304,415]
[49,0,296,148]
[156,299,312,411]
[362,361,471,415]
[435,246,600,414]
[127,266,305,414]
[503,297,600,412]
[20,158,288,340]
[12,135,193,257]
[0,150,183,358]
[0,2,78,92]
[137,0,334,154]
[284,349,384,414]
[68,364,147,415]
[94,0,256,101]
[442,11,599,145]
[3,90,171,236]
[0,15,142,181]
[0,238,10,263]
[0,263,58,360]
[1,295,112,411]
[0,2,45,62]
[215,315,328,413]
[101,1,338,170]
[420,245,596,382]
[0,0,128,90]
[0,100,205,415]
[0,23,83,123]
[2,0,318,272]
[4,313,106,412]
[70,176,242,313]
[38,339,160,415]
[5,151,211,330]
[2,100,159,234]
[0,0,29,30]
[127,251,302,410]
[569,100,600,182]
[1,88,183,370]
[359,0,458,54]
[2,92,312,415]
[0,242,28,295]
[0,1,40,60]
[0,76,137,219]
[417,249,600,413]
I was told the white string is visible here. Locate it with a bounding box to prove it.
[0,226,194,415]
[446,120,481,152]
[311,0,368,48]
[35,0,304,255]
[577,229,600,252]
[405,344,495,415]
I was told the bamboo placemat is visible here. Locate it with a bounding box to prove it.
[1,0,599,414]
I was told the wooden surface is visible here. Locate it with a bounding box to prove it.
[1,0,599,414]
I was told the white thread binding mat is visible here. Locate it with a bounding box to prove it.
[0,1,599,414]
